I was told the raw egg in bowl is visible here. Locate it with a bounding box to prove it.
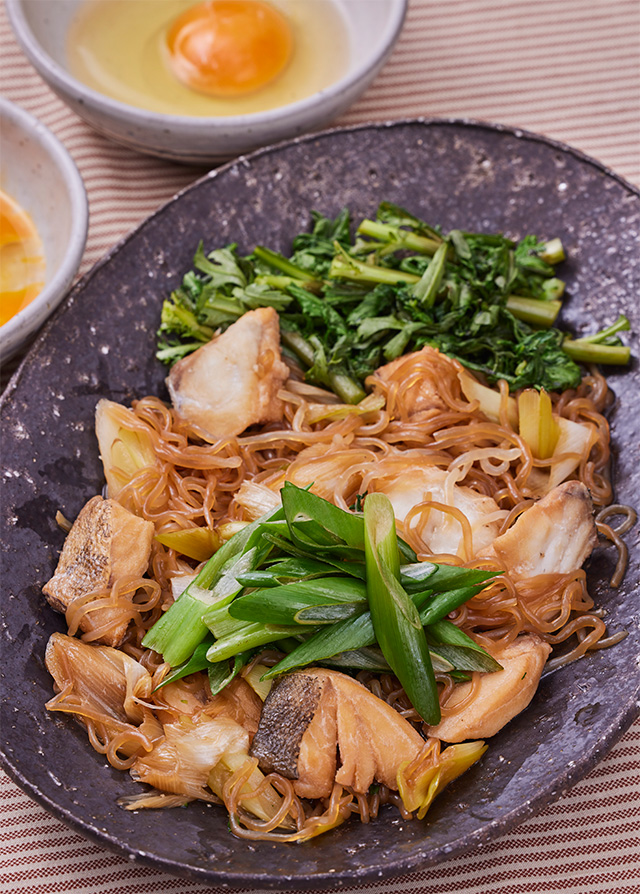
[6,0,408,164]
[0,98,88,363]
[165,0,294,99]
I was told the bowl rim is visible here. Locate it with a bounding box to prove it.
[0,97,89,358]
[6,0,409,129]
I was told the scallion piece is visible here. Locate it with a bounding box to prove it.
[208,652,252,696]
[294,602,366,625]
[418,585,487,627]
[152,636,215,690]
[229,577,367,625]
[206,622,305,663]
[281,481,365,552]
[142,504,284,666]
[426,619,502,672]
[363,493,440,725]
[261,612,376,679]
[401,563,494,593]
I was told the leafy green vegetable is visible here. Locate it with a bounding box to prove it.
[157,204,632,396]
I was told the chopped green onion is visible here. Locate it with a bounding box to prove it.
[294,602,366,625]
[426,619,502,673]
[262,613,376,679]
[364,493,440,725]
[418,585,488,627]
[206,622,301,663]
[229,577,367,625]
[142,504,284,666]
[208,652,252,695]
[153,637,215,690]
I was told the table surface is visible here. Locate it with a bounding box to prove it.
[1,1,639,892]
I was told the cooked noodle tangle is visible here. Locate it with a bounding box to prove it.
[54,354,633,840]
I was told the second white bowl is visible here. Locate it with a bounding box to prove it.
[0,98,88,363]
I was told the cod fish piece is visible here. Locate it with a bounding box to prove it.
[43,495,155,646]
[489,480,598,580]
[428,635,552,743]
[250,668,425,799]
[166,306,290,439]
[363,454,507,559]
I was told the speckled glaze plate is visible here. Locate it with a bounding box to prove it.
[1,120,639,890]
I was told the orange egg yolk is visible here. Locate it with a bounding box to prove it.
[0,190,45,327]
[166,0,293,97]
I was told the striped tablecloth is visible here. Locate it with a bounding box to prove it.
[1,1,639,892]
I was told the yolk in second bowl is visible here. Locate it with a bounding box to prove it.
[166,0,293,97]
[0,190,45,327]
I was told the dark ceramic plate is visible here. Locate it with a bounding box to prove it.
[1,120,639,890]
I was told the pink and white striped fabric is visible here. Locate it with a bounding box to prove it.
[1,1,639,891]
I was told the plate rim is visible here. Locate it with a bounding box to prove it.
[1,116,639,888]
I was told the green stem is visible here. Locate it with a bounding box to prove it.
[541,277,565,301]
[562,339,631,365]
[329,247,420,287]
[538,238,565,265]
[571,313,631,345]
[356,219,443,256]
[412,242,448,307]
[280,329,366,404]
[507,295,561,327]
[327,372,366,405]
[280,328,315,366]
[253,246,311,280]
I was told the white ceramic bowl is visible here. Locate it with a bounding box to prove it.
[6,0,407,165]
[0,98,88,363]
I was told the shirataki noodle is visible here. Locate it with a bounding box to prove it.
[49,350,629,839]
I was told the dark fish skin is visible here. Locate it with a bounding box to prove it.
[250,673,324,778]
[42,495,154,646]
